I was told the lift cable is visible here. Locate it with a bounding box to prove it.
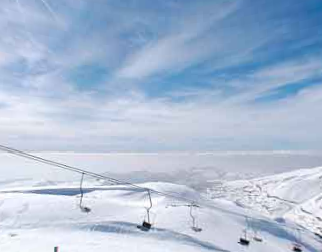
[0,144,200,206]
[0,144,310,237]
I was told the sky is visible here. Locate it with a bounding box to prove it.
[0,0,322,152]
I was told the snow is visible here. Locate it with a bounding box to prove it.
[0,181,321,252]
[207,166,322,236]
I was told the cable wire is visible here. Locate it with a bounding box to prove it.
[0,144,313,236]
[0,144,199,205]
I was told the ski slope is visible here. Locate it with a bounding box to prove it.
[207,166,322,237]
[0,182,321,252]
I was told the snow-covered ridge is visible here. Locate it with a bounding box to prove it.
[207,166,322,235]
[0,181,321,251]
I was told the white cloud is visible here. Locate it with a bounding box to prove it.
[1,72,322,151]
[219,56,322,105]
[0,0,321,152]
[116,1,241,79]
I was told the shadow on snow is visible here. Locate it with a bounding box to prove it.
[79,220,230,252]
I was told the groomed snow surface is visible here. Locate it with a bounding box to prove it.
[0,180,321,252]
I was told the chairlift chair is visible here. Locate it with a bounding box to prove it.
[291,228,303,252]
[292,243,302,252]
[239,217,251,246]
[239,229,250,246]
[79,173,91,213]
[192,226,203,232]
[239,237,250,246]
[190,204,202,232]
[239,217,252,246]
[137,189,153,231]
[140,220,152,230]
[253,229,263,242]
[253,236,263,242]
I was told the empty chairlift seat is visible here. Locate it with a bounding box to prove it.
[138,220,152,231]
[239,229,250,246]
[239,237,250,246]
[253,236,263,242]
[190,204,202,232]
[137,189,153,232]
[292,243,302,252]
[79,173,91,213]
[239,218,251,246]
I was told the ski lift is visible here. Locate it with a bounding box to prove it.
[253,234,263,242]
[292,243,302,252]
[137,189,153,231]
[239,217,250,246]
[251,222,263,242]
[239,229,250,246]
[292,229,302,252]
[79,173,91,213]
[190,203,202,232]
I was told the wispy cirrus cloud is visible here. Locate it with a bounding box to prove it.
[116,0,241,79]
[0,0,322,151]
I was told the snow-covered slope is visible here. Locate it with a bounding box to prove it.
[0,182,321,252]
[207,166,322,236]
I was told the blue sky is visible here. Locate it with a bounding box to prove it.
[0,0,322,151]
